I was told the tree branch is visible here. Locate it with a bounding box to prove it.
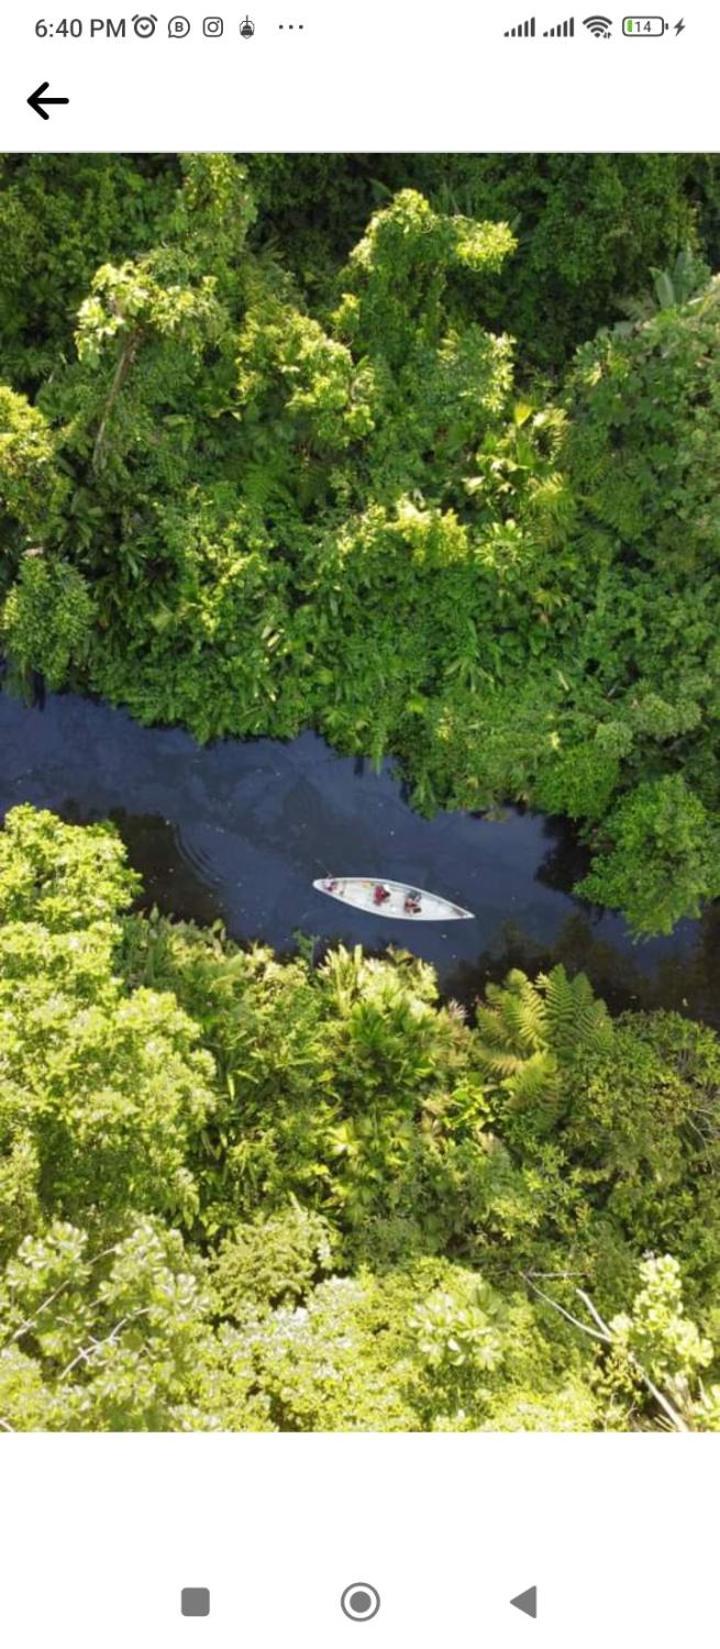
[522,1273,610,1344]
[3,1244,121,1353]
[92,329,141,472]
[523,1273,690,1433]
[59,1307,153,1382]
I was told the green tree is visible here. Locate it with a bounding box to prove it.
[578,776,720,935]
[1,554,94,691]
[0,155,178,385]
[0,1219,235,1431]
[0,388,67,554]
[0,808,216,1247]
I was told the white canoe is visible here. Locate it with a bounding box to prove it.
[313,877,474,921]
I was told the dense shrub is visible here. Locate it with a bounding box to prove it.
[0,155,179,386]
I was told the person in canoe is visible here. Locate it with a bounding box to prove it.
[324,877,339,893]
[373,882,392,906]
[404,889,422,915]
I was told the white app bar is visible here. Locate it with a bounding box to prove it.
[0,3,716,150]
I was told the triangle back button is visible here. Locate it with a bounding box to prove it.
[510,1585,538,1619]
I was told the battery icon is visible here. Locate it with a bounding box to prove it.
[622,15,668,32]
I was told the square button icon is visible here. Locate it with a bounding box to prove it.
[181,1588,210,1617]
[203,16,224,34]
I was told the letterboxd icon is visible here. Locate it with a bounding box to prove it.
[203,15,224,33]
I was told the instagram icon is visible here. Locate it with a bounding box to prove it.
[203,15,224,33]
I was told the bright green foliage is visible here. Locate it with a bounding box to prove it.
[610,1256,712,1389]
[578,777,720,935]
[533,742,621,821]
[474,966,612,1140]
[2,809,720,1431]
[119,923,501,1259]
[0,921,216,1236]
[0,388,67,553]
[213,1203,335,1313]
[69,251,227,487]
[0,803,137,929]
[1,554,95,690]
[557,1009,720,1311]
[236,301,377,451]
[604,1256,714,1427]
[0,808,215,1249]
[565,278,720,577]
[0,1218,230,1431]
[0,155,179,385]
[240,1261,595,1432]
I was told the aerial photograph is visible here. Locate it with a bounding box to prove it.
[1,152,719,1431]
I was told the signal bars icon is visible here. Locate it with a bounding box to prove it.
[543,14,575,31]
[503,14,578,35]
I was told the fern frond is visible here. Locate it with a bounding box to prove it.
[539,965,612,1060]
[503,1050,561,1120]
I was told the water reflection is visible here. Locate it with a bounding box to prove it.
[443,907,720,1023]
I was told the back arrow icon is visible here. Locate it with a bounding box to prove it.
[28,83,70,120]
[510,1585,538,1619]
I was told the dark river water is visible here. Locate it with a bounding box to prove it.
[1,687,718,1025]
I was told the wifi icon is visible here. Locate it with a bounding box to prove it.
[583,13,613,34]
